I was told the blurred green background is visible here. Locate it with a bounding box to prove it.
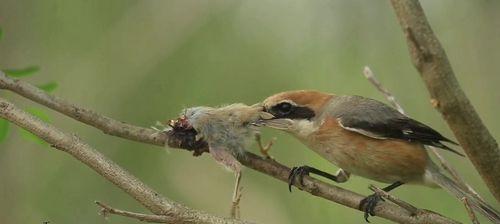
[0,1,499,223]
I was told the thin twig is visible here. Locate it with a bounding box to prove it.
[363,66,405,114]
[431,148,483,200]
[0,72,461,224]
[96,201,175,223]
[460,198,480,224]
[369,185,421,215]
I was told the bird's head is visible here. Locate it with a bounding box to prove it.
[260,90,333,137]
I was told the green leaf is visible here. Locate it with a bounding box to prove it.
[4,66,40,77]
[19,107,50,146]
[0,118,9,142]
[0,27,3,41]
[37,82,58,93]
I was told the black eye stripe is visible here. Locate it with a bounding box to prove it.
[276,102,292,114]
[269,103,315,120]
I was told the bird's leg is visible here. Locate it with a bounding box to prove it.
[208,147,244,218]
[288,166,350,192]
[255,133,276,159]
[359,181,404,222]
[230,171,243,219]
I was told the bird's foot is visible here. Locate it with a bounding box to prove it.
[288,166,311,192]
[359,193,385,222]
[255,133,276,159]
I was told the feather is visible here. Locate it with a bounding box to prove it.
[332,95,463,156]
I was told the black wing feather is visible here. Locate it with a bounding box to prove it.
[333,96,463,156]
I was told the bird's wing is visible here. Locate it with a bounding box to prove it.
[332,95,463,156]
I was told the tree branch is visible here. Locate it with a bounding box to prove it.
[0,72,461,223]
[0,72,165,146]
[389,0,500,202]
[96,201,178,223]
[369,185,420,215]
[363,67,406,114]
[0,96,249,224]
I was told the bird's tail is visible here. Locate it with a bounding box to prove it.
[428,168,500,223]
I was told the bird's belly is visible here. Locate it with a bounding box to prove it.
[300,127,430,184]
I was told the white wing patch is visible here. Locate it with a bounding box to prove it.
[402,129,413,135]
[337,118,388,140]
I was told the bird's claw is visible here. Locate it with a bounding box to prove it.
[359,193,385,222]
[288,166,310,192]
[255,133,276,159]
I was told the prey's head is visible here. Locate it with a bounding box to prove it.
[260,90,333,136]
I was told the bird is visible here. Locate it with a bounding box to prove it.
[174,103,269,174]
[258,90,500,223]
[169,103,273,218]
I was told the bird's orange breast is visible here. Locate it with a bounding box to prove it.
[300,117,430,184]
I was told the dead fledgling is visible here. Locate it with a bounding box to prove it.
[166,103,273,218]
[169,103,271,173]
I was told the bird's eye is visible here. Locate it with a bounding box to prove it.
[276,102,293,116]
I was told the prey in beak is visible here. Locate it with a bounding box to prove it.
[250,103,294,130]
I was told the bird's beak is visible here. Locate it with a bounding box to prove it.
[249,103,294,130]
[258,118,294,130]
[253,108,294,130]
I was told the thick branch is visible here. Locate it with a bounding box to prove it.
[0,72,460,224]
[0,97,248,224]
[389,0,500,201]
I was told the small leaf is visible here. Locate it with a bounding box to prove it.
[19,107,50,146]
[4,66,40,77]
[0,27,3,41]
[37,82,58,93]
[0,118,10,142]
